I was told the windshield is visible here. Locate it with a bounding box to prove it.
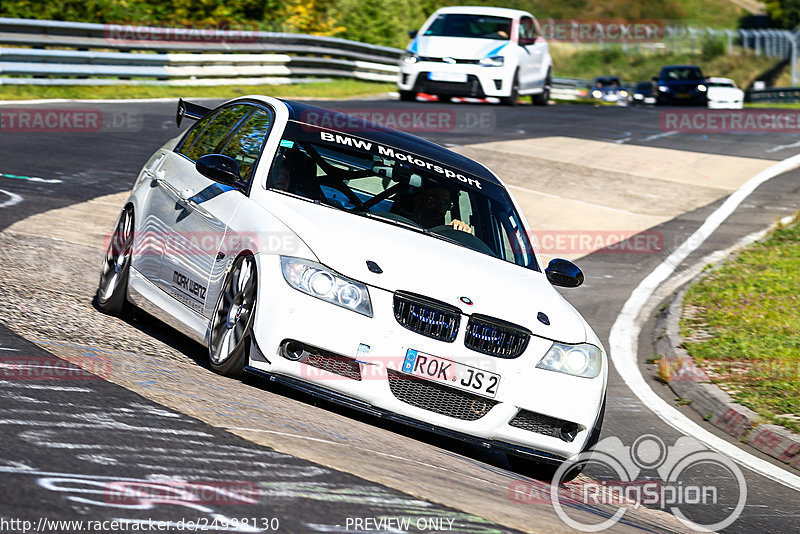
[267,123,538,271]
[661,67,704,81]
[424,14,512,40]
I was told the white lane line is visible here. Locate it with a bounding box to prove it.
[0,173,63,184]
[766,140,800,154]
[0,189,23,208]
[0,347,20,351]
[609,152,800,492]
[642,130,678,142]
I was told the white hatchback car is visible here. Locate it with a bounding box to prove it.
[706,77,744,109]
[397,6,553,105]
[97,97,606,476]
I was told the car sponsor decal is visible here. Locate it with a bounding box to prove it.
[168,269,207,315]
[316,130,484,190]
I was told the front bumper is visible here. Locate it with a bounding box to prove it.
[248,254,606,461]
[398,62,514,98]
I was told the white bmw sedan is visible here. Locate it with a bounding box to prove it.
[397,6,553,105]
[97,96,606,475]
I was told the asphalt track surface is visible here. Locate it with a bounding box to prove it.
[0,98,799,533]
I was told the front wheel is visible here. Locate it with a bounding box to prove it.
[500,72,520,106]
[97,205,134,315]
[209,254,258,378]
[532,72,551,106]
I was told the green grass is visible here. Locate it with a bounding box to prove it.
[672,0,749,28]
[0,80,395,101]
[681,214,800,434]
[551,44,784,89]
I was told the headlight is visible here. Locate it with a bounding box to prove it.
[280,257,373,317]
[402,54,419,65]
[620,90,628,97]
[536,342,602,378]
[479,56,504,67]
[591,89,602,99]
[658,85,669,92]
[634,94,643,100]
[697,84,707,92]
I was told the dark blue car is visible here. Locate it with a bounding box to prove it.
[654,65,708,106]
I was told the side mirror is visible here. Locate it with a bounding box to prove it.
[546,258,584,288]
[520,36,537,46]
[196,154,242,187]
[651,76,659,82]
[408,30,418,38]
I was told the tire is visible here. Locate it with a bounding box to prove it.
[532,71,551,106]
[209,254,258,378]
[97,205,134,315]
[398,90,415,102]
[500,72,520,106]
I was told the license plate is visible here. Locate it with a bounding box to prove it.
[428,71,467,83]
[676,93,690,98]
[401,349,500,398]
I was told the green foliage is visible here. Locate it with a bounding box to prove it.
[701,35,726,60]
[0,0,748,45]
[333,0,427,48]
[765,0,800,29]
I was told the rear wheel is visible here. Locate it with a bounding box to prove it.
[398,90,416,102]
[209,254,258,378]
[97,205,134,315]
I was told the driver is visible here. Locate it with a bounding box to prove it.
[406,184,473,233]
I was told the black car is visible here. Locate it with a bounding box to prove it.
[631,81,656,105]
[654,65,708,106]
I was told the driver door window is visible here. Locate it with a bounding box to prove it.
[178,104,252,162]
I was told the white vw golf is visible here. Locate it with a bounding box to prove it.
[397,6,553,105]
[97,96,605,476]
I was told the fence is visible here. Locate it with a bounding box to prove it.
[1,18,800,88]
[0,17,403,85]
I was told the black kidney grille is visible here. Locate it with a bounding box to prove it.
[393,292,460,343]
[464,315,530,358]
[387,369,497,421]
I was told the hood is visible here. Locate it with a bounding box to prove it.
[708,86,743,98]
[413,36,510,60]
[265,194,588,344]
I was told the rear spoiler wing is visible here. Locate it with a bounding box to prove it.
[176,98,211,127]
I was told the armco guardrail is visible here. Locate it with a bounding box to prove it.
[0,17,404,85]
[747,86,800,103]
[551,77,591,100]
